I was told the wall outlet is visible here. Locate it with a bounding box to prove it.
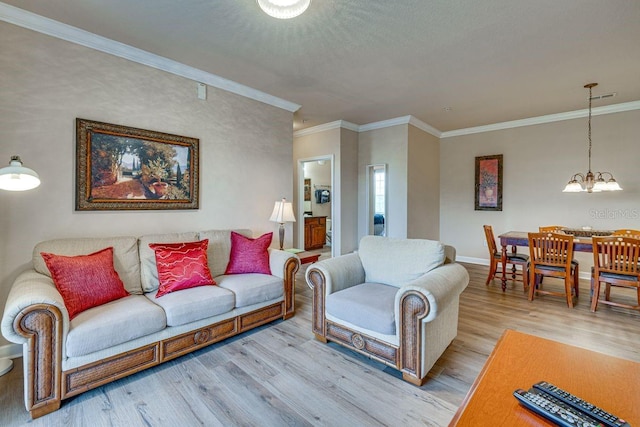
[482,240,487,247]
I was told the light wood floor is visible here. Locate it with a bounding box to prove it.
[1,263,639,426]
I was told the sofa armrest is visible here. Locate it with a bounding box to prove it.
[394,263,469,324]
[1,269,66,417]
[2,270,69,345]
[305,252,365,296]
[393,263,469,384]
[305,253,365,341]
[267,249,299,319]
[267,248,298,279]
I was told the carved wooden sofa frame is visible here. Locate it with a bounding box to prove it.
[10,257,298,419]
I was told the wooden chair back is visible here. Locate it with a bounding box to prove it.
[539,225,566,233]
[612,229,640,239]
[592,236,640,277]
[528,232,574,270]
[483,225,498,256]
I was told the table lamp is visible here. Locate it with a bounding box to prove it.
[269,198,296,250]
[0,155,40,376]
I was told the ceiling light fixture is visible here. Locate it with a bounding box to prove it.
[562,83,622,193]
[257,0,311,19]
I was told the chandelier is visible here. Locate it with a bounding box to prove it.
[563,83,622,193]
[257,0,311,19]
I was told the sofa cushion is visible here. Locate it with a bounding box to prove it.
[326,282,397,335]
[145,285,235,327]
[225,232,273,275]
[216,274,283,308]
[198,229,252,277]
[139,232,199,293]
[33,236,142,295]
[66,295,166,357]
[41,247,129,320]
[150,240,216,298]
[358,236,445,287]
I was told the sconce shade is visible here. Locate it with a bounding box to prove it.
[269,198,296,223]
[0,156,41,191]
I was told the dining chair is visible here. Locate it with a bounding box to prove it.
[591,236,640,312]
[538,226,579,283]
[528,232,579,308]
[538,225,566,233]
[612,229,640,238]
[483,225,529,290]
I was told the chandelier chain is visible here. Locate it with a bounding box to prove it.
[587,85,592,172]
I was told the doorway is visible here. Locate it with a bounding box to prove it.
[298,156,334,259]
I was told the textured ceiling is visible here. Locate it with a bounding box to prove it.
[3,0,640,131]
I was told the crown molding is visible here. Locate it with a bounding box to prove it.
[293,120,358,137]
[441,100,640,138]
[0,2,301,113]
[407,116,442,137]
[295,115,443,138]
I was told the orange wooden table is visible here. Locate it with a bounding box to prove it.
[449,329,640,426]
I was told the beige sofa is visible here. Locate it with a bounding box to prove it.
[1,229,299,419]
[306,236,469,386]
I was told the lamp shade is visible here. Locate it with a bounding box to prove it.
[257,0,311,19]
[269,198,296,223]
[0,156,40,191]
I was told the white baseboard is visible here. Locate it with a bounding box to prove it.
[0,343,22,360]
[457,256,489,266]
[457,256,592,280]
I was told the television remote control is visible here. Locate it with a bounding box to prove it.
[533,381,630,427]
[514,388,604,427]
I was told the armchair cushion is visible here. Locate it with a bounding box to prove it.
[358,236,445,287]
[326,282,397,335]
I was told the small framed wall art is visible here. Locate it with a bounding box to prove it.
[475,154,503,211]
[76,118,199,210]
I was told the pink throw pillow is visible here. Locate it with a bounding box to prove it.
[149,239,216,298]
[41,247,129,320]
[225,232,272,275]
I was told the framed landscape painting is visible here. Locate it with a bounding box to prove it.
[76,118,199,210]
[475,154,503,211]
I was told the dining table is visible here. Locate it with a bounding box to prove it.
[497,231,596,291]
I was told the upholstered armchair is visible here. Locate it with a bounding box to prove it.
[305,236,469,386]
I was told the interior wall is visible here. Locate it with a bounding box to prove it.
[339,128,359,254]
[358,125,408,239]
[440,109,640,269]
[407,125,440,240]
[293,128,341,252]
[0,23,293,348]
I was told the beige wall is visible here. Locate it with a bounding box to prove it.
[0,23,293,348]
[440,109,640,269]
[358,125,408,238]
[293,127,359,255]
[339,128,359,254]
[407,125,440,239]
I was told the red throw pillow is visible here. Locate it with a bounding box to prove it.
[41,247,129,320]
[149,239,216,298]
[225,232,273,275]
